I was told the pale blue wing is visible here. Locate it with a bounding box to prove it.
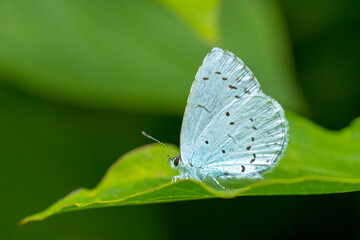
[199,95,288,177]
[180,47,288,177]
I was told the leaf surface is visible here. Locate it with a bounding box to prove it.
[21,112,360,224]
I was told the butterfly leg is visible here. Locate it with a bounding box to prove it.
[206,173,232,190]
[171,175,180,183]
[171,172,189,183]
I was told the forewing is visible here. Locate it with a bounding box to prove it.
[180,47,261,165]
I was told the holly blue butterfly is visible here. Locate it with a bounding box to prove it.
[143,47,289,190]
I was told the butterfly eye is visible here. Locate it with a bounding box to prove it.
[173,157,180,166]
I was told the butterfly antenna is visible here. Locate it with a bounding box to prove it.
[142,131,178,156]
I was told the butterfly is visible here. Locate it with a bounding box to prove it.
[143,47,289,190]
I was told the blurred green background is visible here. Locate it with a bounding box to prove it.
[1,0,359,239]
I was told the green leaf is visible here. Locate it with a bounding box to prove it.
[157,0,221,44]
[21,112,360,224]
[0,0,306,114]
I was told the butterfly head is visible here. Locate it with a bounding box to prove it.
[168,155,183,169]
[142,131,184,169]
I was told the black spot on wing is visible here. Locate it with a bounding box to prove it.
[197,104,211,113]
[250,153,256,163]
